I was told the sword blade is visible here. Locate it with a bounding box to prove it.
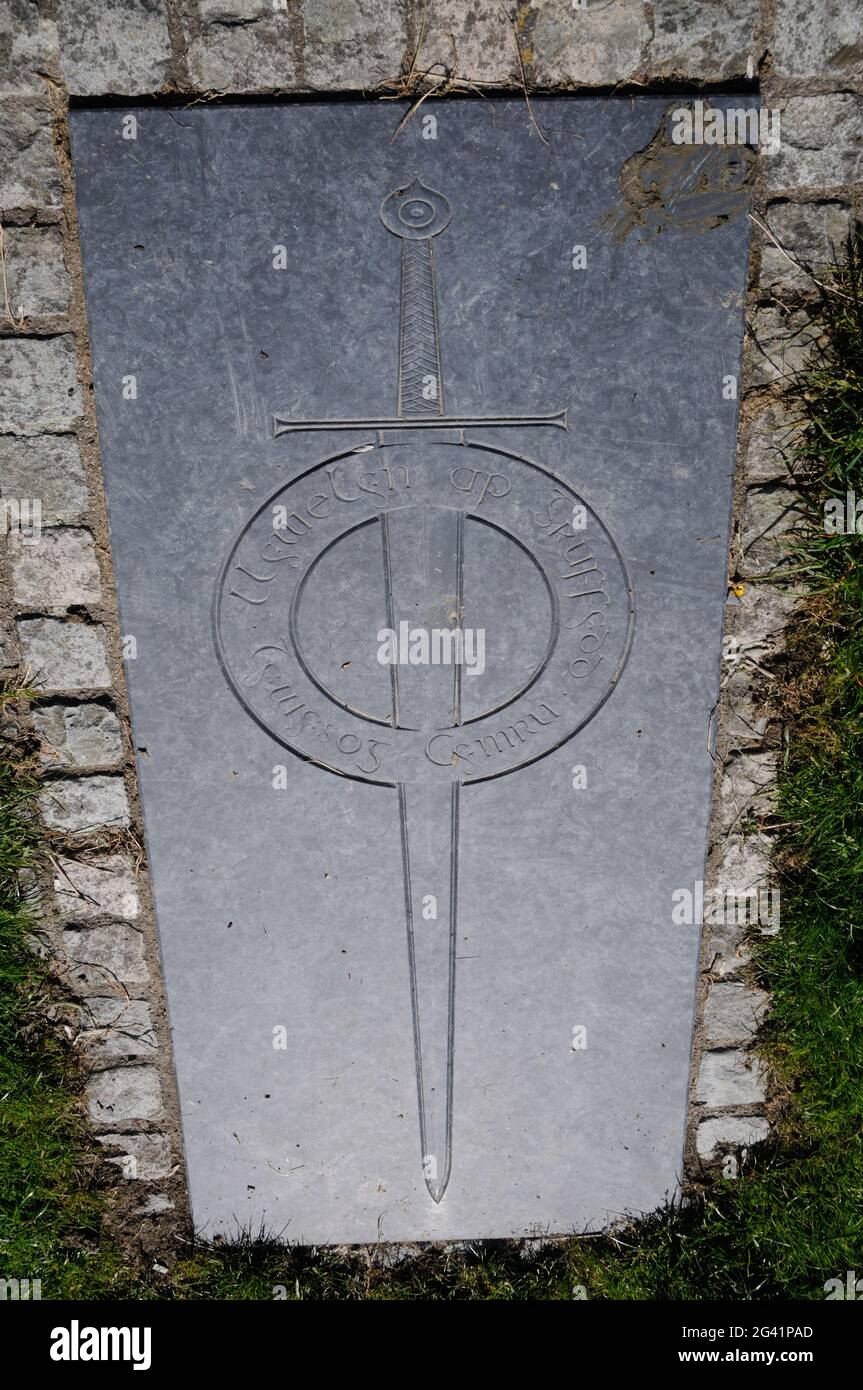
[383,502,463,1202]
[398,780,459,1203]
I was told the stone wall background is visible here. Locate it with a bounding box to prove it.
[0,0,861,1238]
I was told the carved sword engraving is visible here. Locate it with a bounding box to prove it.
[217,177,634,1206]
[380,184,463,1199]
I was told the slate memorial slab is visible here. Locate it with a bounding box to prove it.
[71,98,752,1243]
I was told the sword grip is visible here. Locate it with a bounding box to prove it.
[398,239,444,418]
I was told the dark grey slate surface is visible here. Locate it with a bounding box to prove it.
[71,97,750,1243]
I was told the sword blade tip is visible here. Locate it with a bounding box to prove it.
[425,1176,448,1205]
[422,1154,451,1204]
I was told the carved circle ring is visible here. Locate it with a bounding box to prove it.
[215,439,635,787]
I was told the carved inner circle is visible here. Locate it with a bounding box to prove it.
[401,198,434,228]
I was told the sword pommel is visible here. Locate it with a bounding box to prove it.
[380,176,452,241]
